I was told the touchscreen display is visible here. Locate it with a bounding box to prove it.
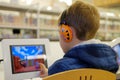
[112,44,120,64]
[10,45,47,74]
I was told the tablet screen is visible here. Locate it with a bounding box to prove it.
[10,45,47,74]
[112,44,120,64]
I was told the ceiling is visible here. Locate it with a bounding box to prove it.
[0,0,120,15]
[43,0,120,15]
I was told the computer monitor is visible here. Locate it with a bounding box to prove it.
[1,39,50,80]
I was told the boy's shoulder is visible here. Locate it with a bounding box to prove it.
[48,57,86,75]
[50,57,77,67]
[48,58,71,75]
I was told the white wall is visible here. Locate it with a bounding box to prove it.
[47,42,64,67]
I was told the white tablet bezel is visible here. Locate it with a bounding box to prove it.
[2,39,50,80]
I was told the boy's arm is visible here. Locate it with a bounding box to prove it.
[39,63,48,78]
[48,62,68,75]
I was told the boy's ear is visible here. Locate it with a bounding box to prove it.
[60,24,73,42]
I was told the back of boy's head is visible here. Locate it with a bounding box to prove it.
[58,0,100,40]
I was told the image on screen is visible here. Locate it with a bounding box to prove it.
[10,45,47,74]
[112,44,120,64]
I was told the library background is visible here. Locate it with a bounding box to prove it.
[0,0,120,80]
[0,0,120,41]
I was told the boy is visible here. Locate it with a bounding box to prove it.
[40,0,118,77]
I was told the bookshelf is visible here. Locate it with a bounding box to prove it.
[39,14,59,41]
[96,12,120,41]
[0,2,59,40]
[0,2,38,39]
[0,2,120,41]
[93,0,120,7]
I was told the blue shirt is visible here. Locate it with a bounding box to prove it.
[48,44,118,75]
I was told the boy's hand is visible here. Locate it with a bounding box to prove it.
[39,63,48,78]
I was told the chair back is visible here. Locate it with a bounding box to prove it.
[43,69,116,80]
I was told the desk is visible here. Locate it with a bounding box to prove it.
[0,71,42,80]
[0,62,4,80]
[0,71,4,80]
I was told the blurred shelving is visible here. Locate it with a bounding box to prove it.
[0,2,60,40]
[93,0,120,7]
[0,25,38,30]
[96,11,120,41]
[0,0,120,41]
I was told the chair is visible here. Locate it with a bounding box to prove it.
[43,68,116,80]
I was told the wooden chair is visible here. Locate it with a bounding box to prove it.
[43,68,116,80]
